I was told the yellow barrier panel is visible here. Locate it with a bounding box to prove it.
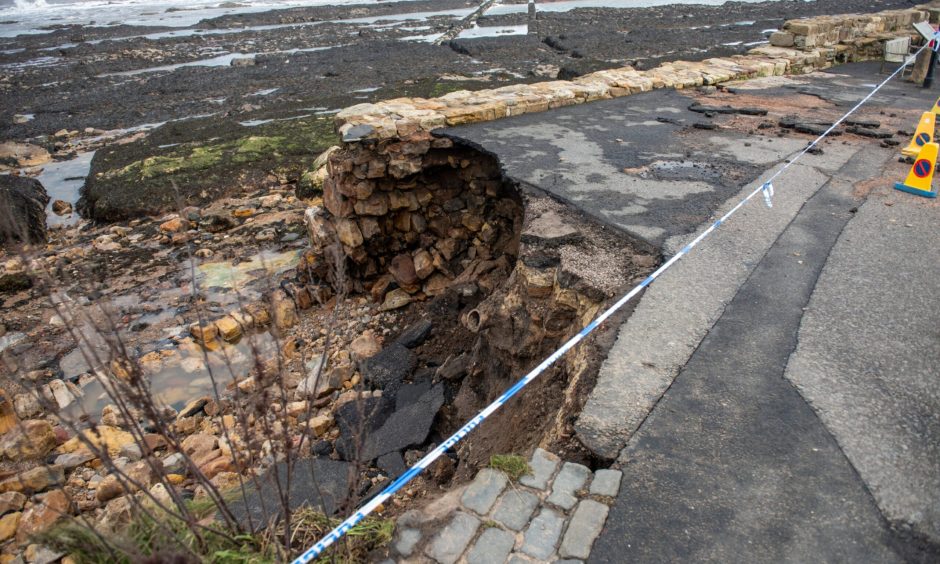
[895,141,939,198]
[902,112,936,157]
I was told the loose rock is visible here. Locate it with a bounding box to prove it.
[0,175,49,245]
[16,489,70,543]
[0,466,64,494]
[0,142,51,168]
[0,492,26,516]
[379,288,413,311]
[51,200,72,216]
[0,420,55,461]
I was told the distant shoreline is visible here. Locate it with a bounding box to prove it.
[0,0,915,144]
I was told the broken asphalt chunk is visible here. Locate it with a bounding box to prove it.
[689,102,768,116]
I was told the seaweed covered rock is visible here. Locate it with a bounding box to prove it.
[78,116,337,222]
[0,175,49,246]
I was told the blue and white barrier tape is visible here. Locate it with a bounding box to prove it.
[761,182,775,208]
[293,42,927,564]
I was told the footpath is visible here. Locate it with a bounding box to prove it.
[584,63,940,563]
[378,62,940,563]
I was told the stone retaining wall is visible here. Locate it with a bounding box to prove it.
[305,133,523,301]
[307,6,931,299]
[770,9,927,52]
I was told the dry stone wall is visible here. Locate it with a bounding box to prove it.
[305,131,523,302]
[306,6,931,300]
[770,9,928,52]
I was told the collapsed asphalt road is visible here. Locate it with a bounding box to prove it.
[445,62,940,560]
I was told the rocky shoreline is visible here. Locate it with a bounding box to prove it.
[0,0,914,141]
[0,0,930,561]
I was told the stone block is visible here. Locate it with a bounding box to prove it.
[388,190,419,211]
[0,512,20,542]
[395,527,421,557]
[271,290,298,331]
[425,511,480,564]
[0,491,26,516]
[787,21,817,36]
[388,158,423,179]
[16,489,70,543]
[366,159,386,178]
[0,420,55,461]
[558,500,609,559]
[492,489,539,531]
[519,448,560,490]
[589,469,622,497]
[769,32,795,47]
[547,462,591,510]
[520,264,555,298]
[358,217,382,240]
[413,249,434,279]
[389,254,418,286]
[304,206,335,250]
[461,468,508,515]
[353,193,389,216]
[339,179,374,200]
[214,316,242,343]
[401,138,431,156]
[335,218,364,248]
[467,527,515,564]
[521,507,564,560]
[424,273,452,296]
[189,321,218,345]
[323,183,354,218]
[379,288,413,311]
[392,211,411,232]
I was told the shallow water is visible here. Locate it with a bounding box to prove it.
[99,51,256,76]
[0,54,57,68]
[247,87,279,97]
[239,113,316,127]
[399,32,441,43]
[92,44,339,77]
[0,0,436,38]
[457,23,528,40]
[63,329,280,418]
[34,150,94,226]
[53,246,301,418]
[197,248,302,291]
[487,0,775,16]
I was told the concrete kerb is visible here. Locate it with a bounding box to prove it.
[574,158,843,460]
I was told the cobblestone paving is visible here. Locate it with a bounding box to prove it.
[385,449,622,563]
